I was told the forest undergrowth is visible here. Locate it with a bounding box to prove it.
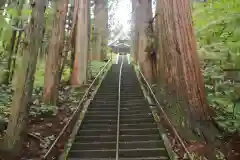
[0,60,108,159]
[150,1,240,159]
[184,1,240,159]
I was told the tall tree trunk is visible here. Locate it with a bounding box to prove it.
[135,0,154,84]
[43,0,68,105]
[101,0,108,60]
[59,41,68,83]
[4,30,17,84]
[4,0,25,84]
[11,29,23,80]
[86,0,91,79]
[133,0,140,63]
[59,3,70,82]
[92,0,107,61]
[157,0,209,121]
[131,0,137,63]
[71,0,90,86]
[68,0,78,83]
[155,0,213,141]
[2,0,45,155]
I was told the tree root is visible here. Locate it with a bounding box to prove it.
[28,133,46,144]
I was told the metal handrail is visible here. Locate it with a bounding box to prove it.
[116,56,123,160]
[43,58,112,159]
[136,68,192,160]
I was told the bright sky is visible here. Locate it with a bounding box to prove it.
[113,0,156,33]
[114,0,131,33]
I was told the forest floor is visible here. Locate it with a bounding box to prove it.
[157,102,240,160]
[0,83,89,160]
[225,133,240,160]
[166,105,240,160]
[133,58,240,160]
[0,60,110,160]
[147,83,240,160]
[19,84,89,160]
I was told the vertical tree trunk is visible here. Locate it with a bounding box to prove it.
[101,0,108,60]
[43,0,68,105]
[86,0,91,79]
[2,0,45,155]
[71,0,90,86]
[4,0,25,84]
[59,3,70,82]
[131,0,137,63]
[69,0,78,83]
[59,41,68,83]
[4,30,17,83]
[133,0,141,63]
[11,29,23,80]
[135,0,154,84]
[69,0,78,51]
[156,0,210,138]
[92,0,107,61]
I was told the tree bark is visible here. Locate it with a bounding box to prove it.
[43,0,68,105]
[59,4,70,82]
[11,29,23,80]
[92,0,108,61]
[68,0,78,83]
[69,0,78,48]
[101,0,108,60]
[71,0,90,86]
[131,0,137,63]
[3,0,25,84]
[4,30,17,84]
[156,0,210,132]
[135,0,154,84]
[2,0,45,155]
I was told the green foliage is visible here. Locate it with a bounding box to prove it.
[194,0,240,132]
[89,61,107,77]
[62,66,71,82]
[0,84,13,124]
[0,2,32,82]
[102,45,111,58]
[0,84,57,121]
[30,103,58,118]
[215,150,226,160]
[187,153,207,160]
[34,61,45,87]
[0,13,12,55]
